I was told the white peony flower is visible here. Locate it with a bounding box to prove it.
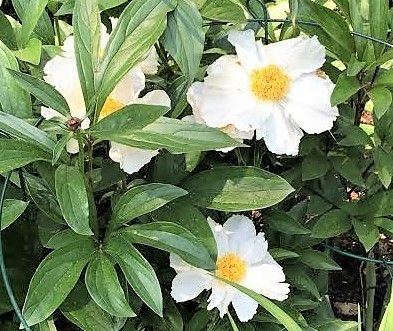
[170,215,290,322]
[187,29,339,156]
[42,18,167,174]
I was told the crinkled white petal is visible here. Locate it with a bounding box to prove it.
[222,215,256,255]
[66,138,79,154]
[241,232,269,264]
[227,30,264,71]
[261,107,304,155]
[259,36,325,78]
[41,107,66,121]
[286,73,339,134]
[232,292,259,322]
[109,143,158,174]
[135,90,171,108]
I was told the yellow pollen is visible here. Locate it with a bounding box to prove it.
[250,64,290,101]
[99,98,124,119]
[315,68,327,79]
[216,253,247,282]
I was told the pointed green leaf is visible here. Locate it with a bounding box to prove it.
[106,235,163,316]
[311,210,352,238]
[183,166,294,212]
[331,74,361,106]
[85,252,135,317]
[111,183,188,228]
[20,0,49,46]
[368,86,392,119]
[369,0,389,57]
[1,199,29,230]
[55,165,93,236]
[22,240,95,326]
[352,218,379,252]
[298,249,341,271]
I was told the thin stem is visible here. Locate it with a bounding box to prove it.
[77,135,85,174]
[228,312,240,331]
[54,16,62,46]
[365,256,376,331]
[0,173,31,331]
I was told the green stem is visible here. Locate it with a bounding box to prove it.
[54,16,62,46]
[77,135,85,174]
[365,254,376,331]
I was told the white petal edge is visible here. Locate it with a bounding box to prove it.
[232,292,259,322]
[171,270,212,303]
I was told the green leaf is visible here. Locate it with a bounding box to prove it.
[37,317,57,331]
[150,200,217,259]
[1,199,28,230]
[92,104,169,133]
[8,70,70,117]
[330,155,365,186]
[219,278,302,331]
[96,0,176,110]
[348,0,367,59]
[116,222,215,269]
[0,42,32,118]
[20,0,48,46]
[269,248,299,261]
[297,0,355,63]
[55,165,93,236]
[286,266,320,299]
[298,249,341,271]
[85,252,135,317]
[338,125,372,147]
[311,209,352,238]
[374,146,393,189]
[368,86,392,119]
[111,183,187,228]
[378,281,393,331]
[73,0,100,105]
[22,240,95,326]
[265,211,311,235]
[331,74,361,106]
[0,139,50,173]
[346,55,366,76]
[369,0,389,58]
[25,174,64,224]
[375,70,393,87]
[352,218,379,252]
[200,0,247,23]
[105,235,163,316]
[311,319,358,331]
[13,38,42,65]
[0,10,17,49]
[61,282,116,331]
[183,166,294,212]
[162,0,204,83]
[46,229,90,250]
[374,217,393,234]
[96,117,243,153]
[302,150,330,180]
[12,0,54,45]
[0,112,55,152]
[52,133,72,165]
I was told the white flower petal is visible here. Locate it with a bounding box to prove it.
[139,47,160,75]
[242,232,269,264]
[207,283,235,317]
[187,81,256,131]
[232,292,259,322]
[110,69,145,105]
[171,270,212,302]
[243,263,290,301]
[40,107,65,121]
[80,118,90,130]
[170,253,194,273]
[223,215,256,254]
[66,138,79,154]
[208,217,229,257]
[260,36,325,78]
[227,30,263,70]
[286,73,339,134]
[261,107,304,155]
[109,143,158,174]
[136,90,171,108]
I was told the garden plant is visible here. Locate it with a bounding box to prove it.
[1,0,393,330]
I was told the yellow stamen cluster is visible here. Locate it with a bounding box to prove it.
[216,253,247,282]
[99,98,124,119]
[250,64,290,101]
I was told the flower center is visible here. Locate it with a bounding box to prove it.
[216,253,246,282]
[99,97,124,119]
[250,64,290,101]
